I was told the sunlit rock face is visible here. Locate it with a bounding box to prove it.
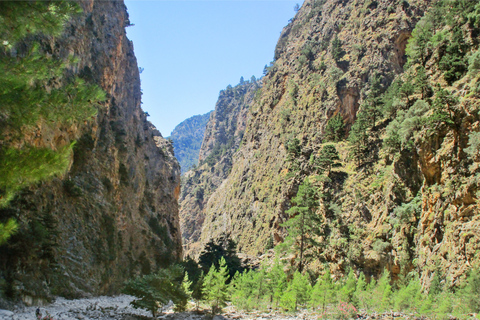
[0,0,182,301]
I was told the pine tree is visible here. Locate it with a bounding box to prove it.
[348,111,370,166]
[122,265,189,317]
[280,271,311,311]
[354,272,368,309]
[191,271,205,311]
[363,73,383,128]
[315,144,341,174]
[231,270,256,311]
[265,258,288,308]
[331,35,344,62]
[282,178,322,272]
[310,269,336,312]
[324,113,345,142]
[338,270,357,304]
[0,219,18,245]
[203,257,230,314]
[393,273,423,312]
[372,269,393,312]
[462,268,480,313]
[0,2,105,210]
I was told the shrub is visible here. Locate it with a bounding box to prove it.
[324,113,345,142]
[123,265,189,317]
[203,257,230,314]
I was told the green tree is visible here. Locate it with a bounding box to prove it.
[282,178,322,272]
[405,17,433,66]
[198,234,243,280]
[461,268,480,313]
[231,270,257,311]
[122,265,189,317]
[310,269,336,312]
[354,272,368,309]
[324,113,345,142]
[363,73,383,128]
[203,257,230,314]
[265,258,288,308]
[315,144,341,174]
[393,273,423,312]
[191,271,205,310]
[348,111,370,165]
[371,269,393,312]
[414,65,431,99]
[0,1,105,209]
[338,270,357,304]
[280,271,311,311]
[331,35,344,62]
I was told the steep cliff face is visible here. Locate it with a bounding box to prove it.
[179,80,260,256]
[169,111,212,174]
[197,0,480,284]
[0,0,181,302]
[200,0,428,255]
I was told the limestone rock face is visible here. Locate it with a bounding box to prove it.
[169,111,213,174]
[200,0,429,256]
[194,0,480,285]
[179,80,260,257]
[0,0,181,300]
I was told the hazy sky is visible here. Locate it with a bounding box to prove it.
[125,0,302,136]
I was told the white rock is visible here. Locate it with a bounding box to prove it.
[0,309,14,317]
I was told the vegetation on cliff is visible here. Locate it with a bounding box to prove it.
[0,2,105,208]
[0,0,182,301]
[189,0,480,298]
[179,78,260,256]
[169,111,212,174]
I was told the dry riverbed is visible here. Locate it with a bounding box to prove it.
[0,295,440,320]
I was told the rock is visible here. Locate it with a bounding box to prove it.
[0,0,182,299]
[0,309,14,317]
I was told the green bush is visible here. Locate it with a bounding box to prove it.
[203,257,230,314]
[123,265,189,317]
[324,113,345,142]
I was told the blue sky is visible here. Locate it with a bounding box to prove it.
[125,0,302,136]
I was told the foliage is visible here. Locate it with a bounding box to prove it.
[0,144,74,207]
[198,234,243,280]
[460,268,480,312]
[203,257,230,314]
[314,144,341,174]
[348,111,370,165]
[0,1,81,47]
[393,273,423,312]
[0,1,105,210]
[309,269,333,312]
[286,137,301,161]
[331,35,344,62]
[231,269,268,311]
[384,100,430,153]
[280,271,311,311]
[362,73,383,128]
[281,178,322,272]
[337,270,357,304]
[324,113,345,142]
[226,262,480,317]
[169,111,212,174]
[122,265,189,317]
[0,218,18,245]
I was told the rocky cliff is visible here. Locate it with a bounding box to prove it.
[0,0,182,302]
[179,80,260,257]
[194,0,480,285]
[169,111,212,174]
